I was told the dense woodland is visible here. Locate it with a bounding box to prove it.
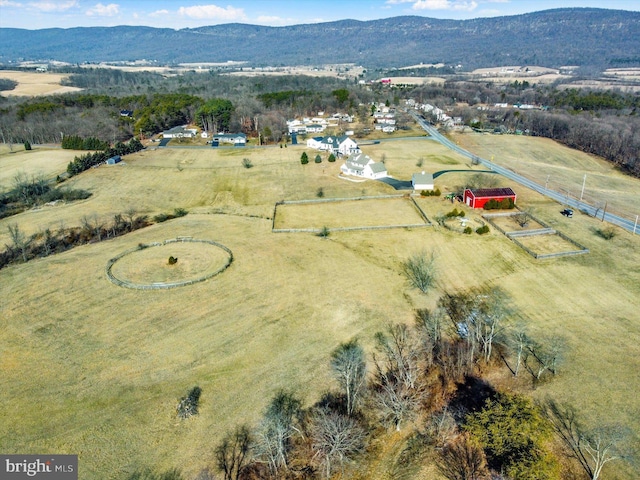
[0,68,638,177]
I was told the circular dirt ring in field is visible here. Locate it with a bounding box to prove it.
[106,238,233,290]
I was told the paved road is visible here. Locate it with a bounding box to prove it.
[410,111,638,234]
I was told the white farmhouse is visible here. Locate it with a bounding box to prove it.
[306,135,360,156]
[340,152,387,179]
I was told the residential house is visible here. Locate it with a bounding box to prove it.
[306,135,359,156]
[162,125,197,138]
[412,172,434,190]
[211,133,247,147]
[340,152,387,179]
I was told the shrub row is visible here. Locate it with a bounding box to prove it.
[483,198,515,210]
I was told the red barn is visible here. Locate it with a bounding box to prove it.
[464,187,517,209]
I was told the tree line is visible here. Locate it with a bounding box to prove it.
[66,137,144,176]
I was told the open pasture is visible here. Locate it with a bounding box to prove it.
[1,135,640,479]
[0,70,82,96]
[273,196,428,230]
[0,147,78,185]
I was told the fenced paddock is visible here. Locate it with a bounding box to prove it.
[106,237,233,289]
[483,211,589,259]
[272,195,432,233]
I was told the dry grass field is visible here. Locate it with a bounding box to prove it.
[0,146,77,185]
[274,197,427,230]
[1,135,639,479]
[109,241,231,285]
[0,70,82,96]
[511,232,585,256]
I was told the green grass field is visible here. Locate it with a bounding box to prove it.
[1,136,639,479]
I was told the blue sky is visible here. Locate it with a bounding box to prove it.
[0,0,639,29]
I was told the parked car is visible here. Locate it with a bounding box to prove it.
[561,208,574,218]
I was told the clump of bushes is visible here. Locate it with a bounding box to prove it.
[328,153,336,163]
[464,226,473,234]
[168,256,178,265]
[483,198,515,210]
[315,154,322,163]
[242,158,253,169]
[300,152,309,164]
[476,225,490,235]
[176,386,202,419]
[595,226,616,240]
[446,208,466,218]
[153,208,188,223]
[420,189,442,197]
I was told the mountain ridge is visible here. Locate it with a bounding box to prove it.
[1,8,639,69]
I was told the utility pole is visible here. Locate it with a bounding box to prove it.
[580,174,586,201]
[545,174,550,190]
[634,215,638,235]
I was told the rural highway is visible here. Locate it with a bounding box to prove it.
[410,111,638,234]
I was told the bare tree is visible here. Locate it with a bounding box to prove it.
[414,308,444,368]
[401,250,437,294]
[506,322,533,377]
[371,368,422,431]
[125,207,138,232]
[330,339,367,417]
[525,335,567,380]
[215,424,252,480]
[374,323,423,390]
[426,407,458,448]
[7,223,29,262]
[440,287,512,364]
[543,400,626,480]
[310,409,366,479]
[254,391,302,477]
[436,433,488,480]
[371,325,426,432]
[514,211,530,228]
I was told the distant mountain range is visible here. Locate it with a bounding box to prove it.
[1,8,639,70]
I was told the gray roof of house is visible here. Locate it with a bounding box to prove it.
[347,152,372,166]
[412,172,434,183]
[369,162,387,174]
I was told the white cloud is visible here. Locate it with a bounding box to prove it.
[0,0,23,7]
[411,0,478,12]
[149,9,170,17]
[177,4,246,21]
[86,2,119,16]
[28,0,78,12]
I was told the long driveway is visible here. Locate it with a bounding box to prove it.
[410,111,638,234]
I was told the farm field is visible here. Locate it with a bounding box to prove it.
[1,136,639,479]
[273,197,428,230]
[0,145,77,184]
[0,70,82,96]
